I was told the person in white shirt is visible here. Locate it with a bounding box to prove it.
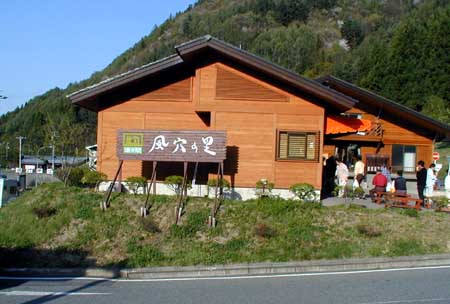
[336,159,349,197]
[424,163,437,204]
[353,156,365,187]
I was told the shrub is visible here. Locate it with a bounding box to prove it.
[356,224,382,237]
[56,166,87,187]
[290,183,317,202]
[141,217,161,233]
[126,176,148,195]
[255,179,274,198]
[207,178,231,190]
[81,171,106,189]
[164,175,191,196]
[207,178,231,196]
[255,223,277,238]
[434,196,450,210]
[32,206,57,219]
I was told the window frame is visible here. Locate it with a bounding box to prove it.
[276,130,320,162]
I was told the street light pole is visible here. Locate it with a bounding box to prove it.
[16,136,26,172]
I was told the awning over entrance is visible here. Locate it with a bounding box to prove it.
[326,115,372,135]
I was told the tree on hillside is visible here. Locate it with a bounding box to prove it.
[250,24,323,74]
[340,19,364,49]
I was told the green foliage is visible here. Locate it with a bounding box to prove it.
[164,175,191,196]
[289,183,317,202]
[340,19,364,49]
[434,196,450,210]
[126,238,165,267]
[1,0,448,153]
[255,179,275,198]
[402,209,419,218]
[64,167,87,187]
[170,209,209,239]
[126,176,148,195]
[388,239,427,257]
[81,171,106,189]
[207,178,231,190]
[422,96,450,124]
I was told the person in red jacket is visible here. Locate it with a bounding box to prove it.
[370,169,388,201]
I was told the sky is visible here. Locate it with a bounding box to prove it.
[0,0,196,115]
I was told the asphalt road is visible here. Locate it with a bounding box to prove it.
[1,266,450,304]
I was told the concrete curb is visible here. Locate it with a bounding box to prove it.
[2,254,450,279]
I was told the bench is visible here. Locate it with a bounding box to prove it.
[384,195,422,210]
[374,192,408,204]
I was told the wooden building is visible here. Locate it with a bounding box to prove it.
[69,36,450,199]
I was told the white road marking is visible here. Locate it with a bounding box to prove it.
[358,298,450,304]
[0,290,110,296]
[0,264,450,283]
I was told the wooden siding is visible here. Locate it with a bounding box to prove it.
[98,62,326,188]
[136,78,192,101]
[216,67,288,102]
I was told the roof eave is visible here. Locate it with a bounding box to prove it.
[318,75,450,139]
[68,54,184,107]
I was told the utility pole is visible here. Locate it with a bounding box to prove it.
[5,142,9,167]
[51,131,57,171]
[16,136,26,172]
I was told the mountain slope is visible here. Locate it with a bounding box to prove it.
[0,0,448,165]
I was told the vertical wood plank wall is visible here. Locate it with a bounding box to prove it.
[98,62,325,189]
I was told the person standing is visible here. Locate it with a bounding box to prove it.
[370,169,388,201]
[323,156,337,198]
[354,156,365,187]
[416,160,427,202]
[424,163,437,205]
[336,159,349,197]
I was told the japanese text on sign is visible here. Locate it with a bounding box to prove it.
[118,130,226,162]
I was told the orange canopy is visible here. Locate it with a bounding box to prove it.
[326,115,372,135]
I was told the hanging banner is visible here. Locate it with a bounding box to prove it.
[118,130,227,163]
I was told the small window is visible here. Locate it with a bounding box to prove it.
[277,131,319,161]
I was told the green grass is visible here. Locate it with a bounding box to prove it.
[1,182,450,268]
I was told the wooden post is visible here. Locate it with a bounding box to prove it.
[210,162,224,227]
[176,162,188,224]
[143,161,158,215]
[103,160,123,209]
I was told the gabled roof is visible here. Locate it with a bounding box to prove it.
[316,75,450,140]
[69,35,356,112]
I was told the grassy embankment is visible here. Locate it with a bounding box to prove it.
[1,182,450,268]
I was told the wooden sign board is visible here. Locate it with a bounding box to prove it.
[118,130,227,163]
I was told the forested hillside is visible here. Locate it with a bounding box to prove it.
[0,0,449,165]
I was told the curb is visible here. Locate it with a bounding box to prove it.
[2,254,450,279]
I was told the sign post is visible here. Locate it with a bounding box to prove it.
[433,152,440,164]
[117,130,227,225]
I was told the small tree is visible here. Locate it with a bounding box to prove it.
[81,170,106,190]
[164,175,191,197]
[126,176,148,195]
[289,183,317,202]
[207,178,231,196]
[255,179,274,198]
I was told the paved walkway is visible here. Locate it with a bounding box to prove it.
[321,196,384,209]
